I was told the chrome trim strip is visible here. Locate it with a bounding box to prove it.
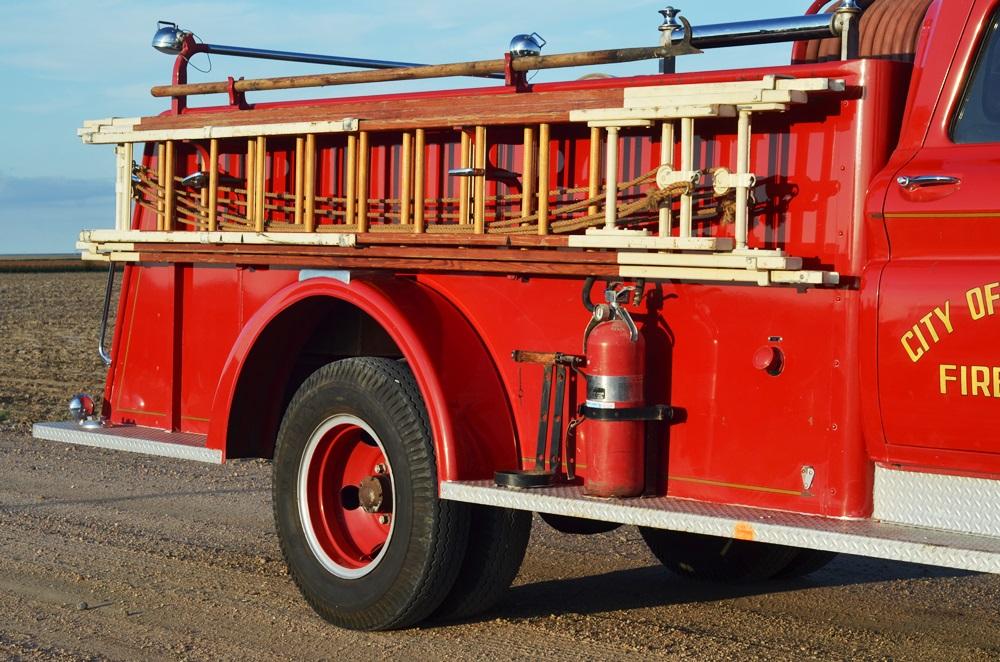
[299,269,351,283]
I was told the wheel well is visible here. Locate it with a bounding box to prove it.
[226,296,401,459]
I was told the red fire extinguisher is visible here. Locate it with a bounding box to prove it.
[580,285,647,498]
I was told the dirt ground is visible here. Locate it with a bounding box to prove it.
[1,270,999,661]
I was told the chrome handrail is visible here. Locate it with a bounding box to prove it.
[98,262,116,367]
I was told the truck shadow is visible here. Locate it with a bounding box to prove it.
[488,554,973,622]
[0,486,269,512]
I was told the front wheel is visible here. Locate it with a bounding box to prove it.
[773,548,837,579]
[272,357,469,630]
[639,528,800,583]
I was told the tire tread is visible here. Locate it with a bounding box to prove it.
[433,506,531,622]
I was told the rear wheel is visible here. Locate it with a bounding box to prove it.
[272,357,469,630]
[433,505,532,621]
[639,529,800,583]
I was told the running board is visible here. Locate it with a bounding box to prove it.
[440,481,1000,574]
[32,421,222,464]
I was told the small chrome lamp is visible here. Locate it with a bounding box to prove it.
[152,21,190,55]
[508,33,546,58]
[69,393,102,429]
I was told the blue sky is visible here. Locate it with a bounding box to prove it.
[0,0,810,253]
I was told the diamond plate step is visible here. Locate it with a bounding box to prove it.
[32,421,221,464]
[874,465,1000,537]
[441,480,1000,574]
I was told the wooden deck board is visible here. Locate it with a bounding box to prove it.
[134,88,625,133]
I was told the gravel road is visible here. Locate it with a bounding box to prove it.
[2,271,999,661]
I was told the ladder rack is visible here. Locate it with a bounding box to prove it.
[78,75,847,287]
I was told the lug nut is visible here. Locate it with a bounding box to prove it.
[374,463,388,475]
[378,514,390,525]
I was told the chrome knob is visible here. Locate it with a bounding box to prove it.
[659,6,682,32]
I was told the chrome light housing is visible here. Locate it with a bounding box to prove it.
[69,394,95,422]
[152,21,190,55]
[508,32,546,58]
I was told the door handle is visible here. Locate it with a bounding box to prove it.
[896,175,961,190]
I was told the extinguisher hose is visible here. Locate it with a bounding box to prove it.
[582,277,597,313]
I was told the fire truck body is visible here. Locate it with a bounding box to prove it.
[99,56,896,511]
[33,0,1000,629]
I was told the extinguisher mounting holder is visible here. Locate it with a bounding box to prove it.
[580,404,674,422]
[511,349,585,368]
[494,469,558,488]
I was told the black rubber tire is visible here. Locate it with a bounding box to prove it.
[433,505,532,622]
[639,528,800,583]
[773,549,838,579]
[540,512,621,535]
[272,357,469,630]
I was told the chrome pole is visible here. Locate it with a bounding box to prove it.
[668,13,840,49]
[201,43,506,79]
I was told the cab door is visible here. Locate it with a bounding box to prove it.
[878,3,1000,470]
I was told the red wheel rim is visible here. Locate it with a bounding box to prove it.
[298,415,394,578]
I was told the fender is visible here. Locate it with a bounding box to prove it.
[207,274,519,481]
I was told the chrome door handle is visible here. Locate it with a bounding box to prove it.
[896,175,961,190]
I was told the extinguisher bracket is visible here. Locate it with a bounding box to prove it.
[580,403,674,422]
[496,350,580,489]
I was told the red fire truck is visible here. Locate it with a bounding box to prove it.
[34,0,1000,630]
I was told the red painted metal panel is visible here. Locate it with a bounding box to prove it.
[101,264,137,415]
[178,266,242,434]
[240,268,299,325]
[876,0,1000,475]
[422,273,867,517]
[879,261,1000,456]
[107,265,176,429]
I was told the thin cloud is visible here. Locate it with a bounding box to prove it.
[0,173,109,207]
